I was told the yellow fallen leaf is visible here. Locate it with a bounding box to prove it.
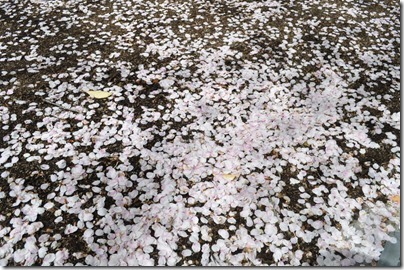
[86,90,112,99]
[391,195,400,204]
[222,174,237,181]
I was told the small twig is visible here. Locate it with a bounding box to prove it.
[43,99,80,113]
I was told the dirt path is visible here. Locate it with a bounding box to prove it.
[0,0,400,266]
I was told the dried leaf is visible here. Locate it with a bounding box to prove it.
[86,90,112,99]
[391,195,400,204]
[222,174,237,181]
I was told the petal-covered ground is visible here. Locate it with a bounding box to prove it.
[0,0,400,266]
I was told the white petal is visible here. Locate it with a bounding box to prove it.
[273,249,283,262]
[13,249,27,263]
[192,242,201,253]
[218,229,229,239]
[38,247,48,258]
[181,249,192,257]
[43,253,56,266]
[264,224,278,236]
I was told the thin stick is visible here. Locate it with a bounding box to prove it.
[43,99,80,113]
